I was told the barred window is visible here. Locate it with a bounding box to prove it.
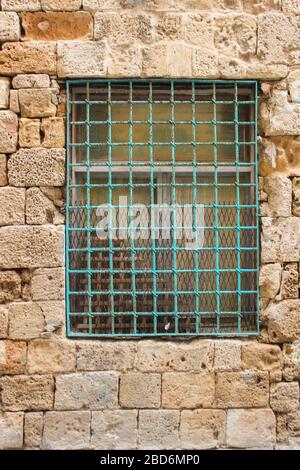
[66,80,259,337]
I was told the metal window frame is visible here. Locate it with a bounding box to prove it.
[66,79,260,338]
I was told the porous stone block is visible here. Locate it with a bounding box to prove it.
[19,119,41,148]
[259,263,282,299]
[0,12,20,42]
[262,176,292,217]
[0,42,57,76]
[138,410,180,450]
[261,217,300,263]
[264,300,300,343]
[157,13,183,40]
[0,187,25,226]
[293,177,300,215]
[1,0,41,10]
[12,74,50,89]
[259,137,300,177]
[162,372,215,409]
[214,14,257,58]
[24,412,43,449]
[26,188,64,225]
[42,0,82,10]
[0,271,21,304]
[215,371,269,408]
[0,111,18,153]
[283,342,300,381]
[226,409,276,449]
[282,0,300,13]
[260,87,300,136]
[57,41,106,78]
[77,341,136,372]
[0,306,8,338]
[108,45,141,77]
[193,48,219,78]
[0,225,64,269]
[37,300,65,335]
[9,90,19,114]
[184,14,214,48]
[0,155,7,186]
[94,12,153,44]
[270,382,299,412]
[28,339,75,374]
[8,302,45,340]
[54,372,118,410]
[241,343,282,374]
[0,412,23,450]
[32,268,65,301]
[180,410,226,450]
[0,340,26,375]
[135,340,214,372]
[119,373,161,409]
[91,410,137,450]
[168,43,192,77]
[21,12,93,41]
[0,375,54,411]
[214,340,241,371]
[19,88,56,118]
[142,44,169,77]
[279,263,299,299]
[0,78,10,109]
[42,411,91,450]
[41,117,65,148]
[8,148,65,187]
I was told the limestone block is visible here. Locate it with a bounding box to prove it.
[42,0,82,10]
[24,413,43,449]
[41,117,65,148]
[283,342,300,381]
[279,263,299,299]
[288,69,300,103]
[270,382,299,412]
[214,340,241,371]
[0,225,64,269]
[259,137,300,177]
[264,300,300,342]
[119,373,161,408]
[0,42,57,76]
[19,119,41,148]
[0,12,20,42]
[162,372,215,409]
[77,341,136,371]
[57,41,106,78]
[19,89,56,118]
[1,0,41,10]
[28,339,75,374]
[108,45,141,77]
[226,409,276,449]
[180,410,226,450]
[37,300,65,335]
[0,155,7,186]
[0,340,26,375]
[21,12,93,41]
[215,371,269,408]
[0,187,25,226]
[241,342,282,373]
[168,43,192,77]
[184,14,214,48]
[135,340,213,372]
[260,88,300,136]
[40,186,64,208]
[0,375,54,411]
[287,410,300,436]
[13,74,50,89]
[138,410,180,450]
[0,78,10,109]
[262,176,292,217]
[8,148,65,187]
[9,90,19,114]
[55,372,118,410]
[157,13,183,40]
[243,0,281,13]
[0,111,18,153]
[0,306,8,339]
[9,302,45,340]
[142,44,169,77]
[94,13,153,44]
[26,188,64,225]
[293,177,300,215]
[42,411,91,450]
[0,412,23,450]
[32,268,65,301]
[261,217,300,263]
[259,263,282,299]
[91,410,137,450]
[193,48,219,79]
[283,0,300,14]
[215,14,257,58]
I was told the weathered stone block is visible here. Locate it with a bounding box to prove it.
[0,375,54,411]
[0,306,8,339]
[243,0,281,13]
[0,412,23,450]
[259,137,300,177]
[13,74,50,89]
[0,155,7,186]
[41,117,65,148]
[57,41,106,78]
[9,302,45,340]
[26,188,64,225]
[0,225,64,269]
[91,410,137,450]
[180,410,226,450]
[28,339,75,374]
[139,410,180,450]
[260,87,300,136]
[0,12,20,42]
[214,340,241,371]
[283,342,300,381]
[142,44,169,77]
[270,382,299,412]
[282,0,300,14]
[0,187,25,226]
[0,111,18,153]
[0,340,26,375]
[32,268,65,301]
[37,300,65,335]
[264,300,300,343]
[259,263,281,299]
[241,343,282,374]
[21,12,93,41]
[293,177,300,215]
[9,90,19,114]
[261,217,300,263]
[184,14,214,48]
[120,373,161,409]
[193,48,219,78]
[162,372,215,409]
[8,148,65,187]
[77,341,136,371]
[19,119,41,148]
[42,0,82,10]
[94,13,153,44]
[19,88,56,118]
[262,176,292,217]
[108,45,141,77]
[287,410,300,437]
[24,412,43,449]
[2,0,41,11]
[0,271,22,304]
[0,42,57,76]
[226,409,276,449]
[168,43,192,77]
[215,14,257,58]
[42,411,90,450]
[135,340,213,372]
[0,78,10,109]
[215,371,269,408]
[157,13,183,40]
[279,263,299,299]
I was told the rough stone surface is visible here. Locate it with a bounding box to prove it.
[0,306,8,339]
[259,137,300,177]
[24,413,43,449]
[19,89,56,118]
[0,412,23,450]
[42,0,82,10]
[215,371,269,408]
[0,375,54,411]
[162,372,215,409]
[0,111,18,153]
[0,78,10,109]
[0,42,57,76]
[262,176,292,217]
[283,342,300,381]
[0,340,26,375]
[279,263,299,299]
[119,373,161,409]
[41,117,65,148]
[13,74,50,89]
[0,187,25,226]
[226,409,276,449]
[261,217,300,263]
[55,372,118,410]
[26,188,64,225]
[270,382,300,413]
[214,340,241,371]
[27,339,75,373]
[180,410,226,450]
[31,268,65,301]
[264,300,300,343]
[0,271,22,303]
[138,410,180,450]
[2,1,41,11]
[42,411,90,450]
[259,263,282,299]
[0,155,7,186]
[8,302,45,340]
[8,148,65,187]
[0,12,20,42]
[91,410,137,450]
[57,41,106,78]
[19,119,41,148]
[77,341,136,371]
[241,343,282,374]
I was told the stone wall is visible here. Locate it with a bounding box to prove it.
[0,0,300,450]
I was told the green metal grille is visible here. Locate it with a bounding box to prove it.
[66,79,259,337]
